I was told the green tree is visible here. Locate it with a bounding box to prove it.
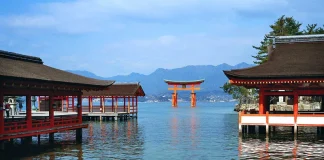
[252,15,303,64]
[303,24,324,34]
[221,82,257,106]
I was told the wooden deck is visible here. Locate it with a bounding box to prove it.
[8,111,135,121]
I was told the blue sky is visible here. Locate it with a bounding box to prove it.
[0,0,323,77]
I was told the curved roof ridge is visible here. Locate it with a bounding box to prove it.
[0,50,43,64]
[274,34,324,44]
[113,82,140,85]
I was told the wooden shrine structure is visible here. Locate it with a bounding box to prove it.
[38,83,145,119]
[164,79,204,107]
[224,34,324,135]
[0,50,114,144]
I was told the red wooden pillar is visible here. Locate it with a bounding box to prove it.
[136,96,138,113]
[115,97,118,113]
[72,96,75,112]
[88,96,91,112]
[0,91,4,134]
[293,91,298,124]
[90,96,93,113]
[132,97,134,113]
[49,96,54,127]
[259,88,265,114]
[26,95,32,130]
[77,94,82,123]
[100,96,103,113]
[61,96,64,111]
[111,96,114,112]
[66,96,69,112]
[128,96,130,113]
[103,97,105,113]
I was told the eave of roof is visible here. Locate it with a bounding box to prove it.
[82,83,145,96]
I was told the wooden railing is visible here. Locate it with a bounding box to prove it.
[54,116,79,127]
[3,116,81,135]
[4,120,28,133]
[82,105,135,113]
[32,119,51,129]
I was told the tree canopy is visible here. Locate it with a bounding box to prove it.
[252,15,324,64]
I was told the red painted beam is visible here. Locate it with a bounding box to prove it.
[259,88,265,114]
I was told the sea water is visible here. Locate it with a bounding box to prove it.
[4,102,324,159]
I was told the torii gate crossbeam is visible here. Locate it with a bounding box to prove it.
[164,79,205,107]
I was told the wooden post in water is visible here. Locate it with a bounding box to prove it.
[49,133,54,144]
[38,135,41,145]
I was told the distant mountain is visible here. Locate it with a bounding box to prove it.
[65,70,106,80]
[66,63,255,95]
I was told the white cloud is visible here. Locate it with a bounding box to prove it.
[4,0,289,33]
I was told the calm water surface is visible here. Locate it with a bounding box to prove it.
[4,102,324,159]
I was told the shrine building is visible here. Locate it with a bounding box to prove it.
[223,34,324,135]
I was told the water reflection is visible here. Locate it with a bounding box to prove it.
[2,119,144,159]
[82,119,144,159]
[238,130,324,159]
[190,110,197,149]
[170,108,198,150]
[171,116,178,145]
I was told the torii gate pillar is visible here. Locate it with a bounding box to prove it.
[164,79,204,107]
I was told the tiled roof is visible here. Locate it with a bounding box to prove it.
[0,50,115,87]
[83,83,145,96]
[224,41,324,79]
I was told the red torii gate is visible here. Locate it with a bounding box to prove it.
[164,79,204,107]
